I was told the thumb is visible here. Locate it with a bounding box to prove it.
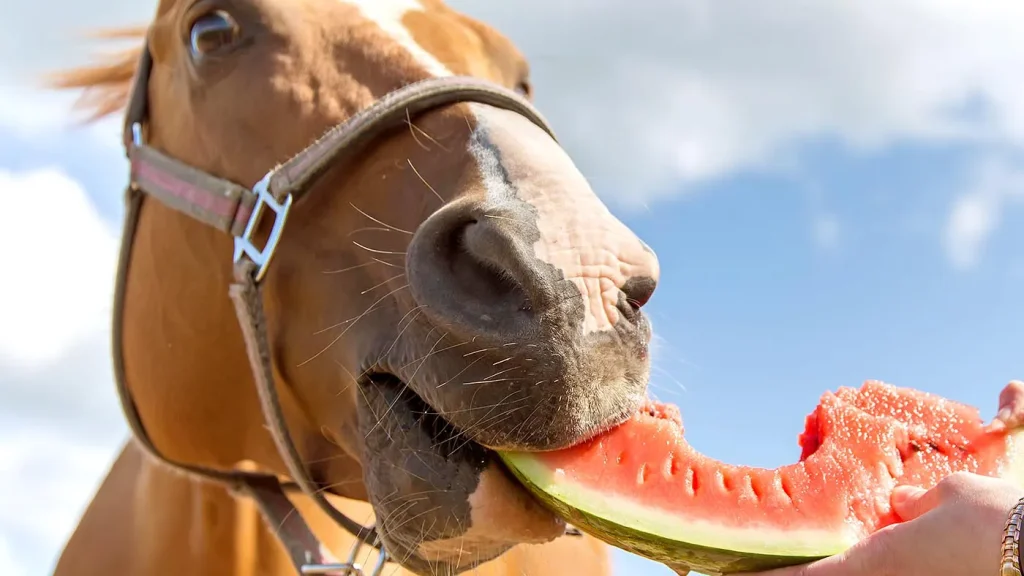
[996,381,1024,429]
[890,484,937,521]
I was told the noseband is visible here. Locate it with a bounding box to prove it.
[113,43,562,575]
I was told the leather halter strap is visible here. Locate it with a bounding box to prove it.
[113,43,558,575]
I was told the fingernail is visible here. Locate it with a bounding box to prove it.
[998,408,1013,422]
[987,420,1008,433]
[891,485,925,507]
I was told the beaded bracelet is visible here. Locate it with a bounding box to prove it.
[1001,497,1024,576]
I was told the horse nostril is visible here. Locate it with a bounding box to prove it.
[451,220,533,311]
[406,198,554,343]
[621,276,657,312]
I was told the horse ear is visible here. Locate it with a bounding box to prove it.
[44,27,148,123]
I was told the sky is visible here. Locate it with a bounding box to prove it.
[1,1,1022,575]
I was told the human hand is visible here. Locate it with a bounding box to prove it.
[734,380,1024,576]
[735,472,1022,576]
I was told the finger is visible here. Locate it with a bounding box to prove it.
[891,471,983,521]
[996,380,1024,429]
[890,484,935,521]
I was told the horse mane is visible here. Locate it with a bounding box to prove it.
[47,27,147,123]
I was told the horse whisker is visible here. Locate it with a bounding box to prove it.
[407,158,445,204]
[298,283,410,367]
[371,256,405,269]
[352,241,407,256]
[361,273,406,295]
[397,340,471,372]
[404,109,450,153]
[350,202,415,235]
[380,306,426,359]
[460,377,521,386]
[436,354,487,388]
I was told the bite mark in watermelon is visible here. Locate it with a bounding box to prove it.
[499,381,1024,575]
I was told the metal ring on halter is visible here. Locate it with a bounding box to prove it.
[302,539,391,576]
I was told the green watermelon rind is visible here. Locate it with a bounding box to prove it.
[499,429,1024,576]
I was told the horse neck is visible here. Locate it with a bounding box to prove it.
[120,197,287,473]
[118,200,386,573]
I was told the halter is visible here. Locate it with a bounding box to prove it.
[112,42,565,575]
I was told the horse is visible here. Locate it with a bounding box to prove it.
[48,1,661,574]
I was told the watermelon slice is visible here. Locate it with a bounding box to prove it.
[499,381,1024,575]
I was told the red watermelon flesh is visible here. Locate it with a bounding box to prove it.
[499,381,1024,575]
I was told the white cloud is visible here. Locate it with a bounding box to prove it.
[446,0,1024,207]
[0,423,123,576]
[0,165,124,575]
[0,168,118,367]
[0,1,146,84]
[0,338,125,576]
[0,87,78,137]
[944,157,1024,269]
[0,84,124,157]
[3,0,1024,208]
[946,192,999,270]
[812,213,841,252]
[0,538,25,576]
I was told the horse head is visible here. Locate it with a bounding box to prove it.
[55,0,660,573]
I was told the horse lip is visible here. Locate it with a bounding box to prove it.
[357,371,644,454]
[359,372,488,452]
[353,372,566,557]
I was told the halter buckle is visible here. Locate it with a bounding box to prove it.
[299,562,363,575]
[233,173,293,282]
[301,540,390,576]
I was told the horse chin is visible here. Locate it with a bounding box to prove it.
[353,372,567,572]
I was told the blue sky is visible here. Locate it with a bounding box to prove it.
[610,139,1024,574]
[1,2,1023,576]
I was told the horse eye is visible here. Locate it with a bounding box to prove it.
[189,10,240,59]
